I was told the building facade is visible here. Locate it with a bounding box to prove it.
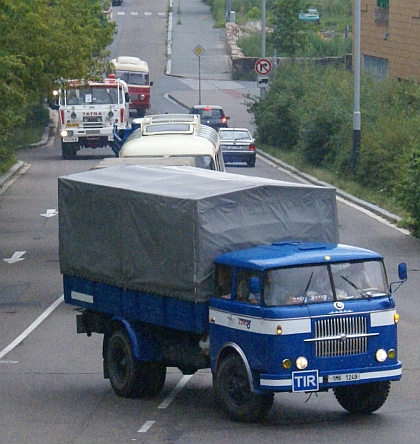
[361,0,420,81]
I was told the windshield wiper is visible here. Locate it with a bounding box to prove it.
[340,275,371,299]
[301,272,314,304]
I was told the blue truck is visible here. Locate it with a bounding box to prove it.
[59,166,407,422]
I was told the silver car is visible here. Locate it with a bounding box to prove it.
[218,128,256,167]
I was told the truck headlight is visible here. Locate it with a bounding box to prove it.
[296,356,308,370]
[61,130,68,137]
[375,349,387,362]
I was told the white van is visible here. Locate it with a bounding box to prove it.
[118,114,226,172]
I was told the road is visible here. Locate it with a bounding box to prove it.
[0,0,419,443]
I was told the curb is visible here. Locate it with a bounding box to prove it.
[0,109,58,190]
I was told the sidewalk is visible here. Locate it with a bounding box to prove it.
[166,0,259,129]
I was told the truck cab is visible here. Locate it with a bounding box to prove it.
[111,56,152,117]
[57,76,130,159]
[209,241,406,421]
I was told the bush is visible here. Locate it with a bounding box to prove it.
[250,61,420,236]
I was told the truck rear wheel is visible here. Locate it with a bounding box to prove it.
[333,381,391,414]
[106,330,145,398]
[215,354,274,422]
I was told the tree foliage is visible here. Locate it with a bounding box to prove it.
[248,63,420,235]
[267,0,307,58]
[0,0,116,170]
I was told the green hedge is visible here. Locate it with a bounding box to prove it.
[248,62,420,236]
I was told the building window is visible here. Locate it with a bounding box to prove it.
[375,5,389,25]
[377,0,388,8]
[363,55,388,81]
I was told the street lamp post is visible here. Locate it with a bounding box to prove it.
[352,0,361,172]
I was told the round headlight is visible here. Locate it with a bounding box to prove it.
[296,356,308,370]
[60,130,68,137]
[375,349,387,362]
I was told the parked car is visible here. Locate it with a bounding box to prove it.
[190,105,229,130]
[218,128,256,167]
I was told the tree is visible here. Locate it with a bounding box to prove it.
[0,0,116,170]
[0,0,116,98]
[267,0,307,58]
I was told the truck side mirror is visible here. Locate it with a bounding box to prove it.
[125,92,130,103]
[389,262,408,294]
[150,81,153,86]
[398,262,407,281]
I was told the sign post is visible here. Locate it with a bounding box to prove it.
[194,45,205,105]
[255,58,272,98]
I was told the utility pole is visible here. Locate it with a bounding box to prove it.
[226,0,231,22]
[352,0,361,172]
[260,0,266,98]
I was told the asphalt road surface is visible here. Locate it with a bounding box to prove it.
[1,1,419,443]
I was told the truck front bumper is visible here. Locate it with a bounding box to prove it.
[259,362,402,393]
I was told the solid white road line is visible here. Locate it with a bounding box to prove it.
[0,295,64,360]
[158,374,193,409]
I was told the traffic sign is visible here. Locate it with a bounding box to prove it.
[257,76,269,88]
[194,45,205,57]
[255,58,272,75]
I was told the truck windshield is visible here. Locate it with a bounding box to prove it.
[263,261,389,306]
[116,71,149,86]
[63,87,121,105]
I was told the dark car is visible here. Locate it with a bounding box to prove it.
[218,127,256,167]
[189,105,229,130]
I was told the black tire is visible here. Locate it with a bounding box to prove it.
[141,362,167,397]
[333,381,391,414]
[106,330,145,398]
[247,156,256,167]
[215,354,274,422]
[62,142,77,160]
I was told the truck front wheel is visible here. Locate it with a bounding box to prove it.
[215,354,274,422]
[106,330,145,398]
[62,142,77,160]
[333,381,391,414]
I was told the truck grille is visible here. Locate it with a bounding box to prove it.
[83,116,103,128]
[313,316,368,357]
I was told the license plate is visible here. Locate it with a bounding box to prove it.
[328,373,360,383]
[63,137,78,142]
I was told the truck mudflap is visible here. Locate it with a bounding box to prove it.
[259,362,402,393]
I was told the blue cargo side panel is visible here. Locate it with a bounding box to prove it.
[64,275,209,334]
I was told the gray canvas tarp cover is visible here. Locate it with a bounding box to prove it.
[58,165,339,303]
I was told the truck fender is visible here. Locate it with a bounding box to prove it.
[110,316,141,359]
[215,342,255,393]
[110,316,159,362]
